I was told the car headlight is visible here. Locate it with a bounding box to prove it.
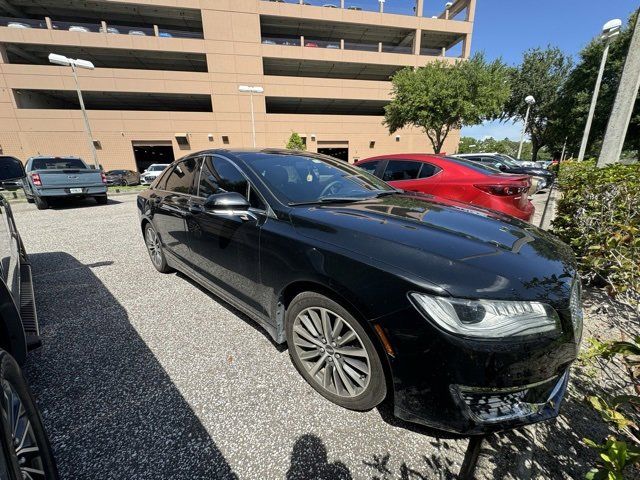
[409,292,561,339]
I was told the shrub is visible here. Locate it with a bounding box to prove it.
[552,160,640,307]
[285,132,306,151]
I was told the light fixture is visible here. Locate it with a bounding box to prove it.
[208,134,214,141]
[310,134,316,141]
[369,141,375,148]
[222,135,230,144]
[395,135,401,142]
[601,18,622,39]
[525,95,536,105]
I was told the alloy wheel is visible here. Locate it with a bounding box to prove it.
[145,227,162,268]
[292,307,371,397]
[1,379,45,479]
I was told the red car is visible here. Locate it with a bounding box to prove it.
[355,154,535,221]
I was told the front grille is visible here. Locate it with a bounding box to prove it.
[451,372,568,424]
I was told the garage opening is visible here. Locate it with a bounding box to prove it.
[132,142,175,172]
[317,142,349,162]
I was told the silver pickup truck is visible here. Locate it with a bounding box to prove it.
[23,156,108,210]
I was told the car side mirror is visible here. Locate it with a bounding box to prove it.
[0,157,26,183]
[497,164,507,171]
[204,192,250,211]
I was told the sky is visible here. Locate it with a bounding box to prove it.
[460,0,640,141]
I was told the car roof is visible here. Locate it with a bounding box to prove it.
[356,153,444,163]
[27,155,82,160]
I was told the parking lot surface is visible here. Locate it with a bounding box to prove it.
[14,195,475,479]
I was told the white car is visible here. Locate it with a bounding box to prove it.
[7,22,31,29]
[140,164,170,185]
[69,25,90,32]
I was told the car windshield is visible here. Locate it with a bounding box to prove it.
[107,170,127,175]
[148,165,166,171]
[237,152,395,204]
[31,158,86,170]
[494,154,519,167]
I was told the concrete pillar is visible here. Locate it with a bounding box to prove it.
[467,0,477,22]
[340,0,344,8]
[379,0,384,13]
[462,33,472,58]
[598,15,640,166]
[378,42,383,53]
[45,17,52,29]
[441,47,446,57]
[153,24,160,37]
[300,35,304,48]
[445,8,450,20]
[0,45,8,64]
[340,38,344,49]
[415,0,423,17]
[413,29,422,55]
[100,20,107,34]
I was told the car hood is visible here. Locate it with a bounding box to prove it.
[291,193,575,304]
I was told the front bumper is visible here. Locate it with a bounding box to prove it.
[376,306,578,435]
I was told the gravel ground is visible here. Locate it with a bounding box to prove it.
[10,194,622,480]
[13,196,471,479]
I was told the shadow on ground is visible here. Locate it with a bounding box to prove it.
[24,251,237,479]
[46,197,122,210]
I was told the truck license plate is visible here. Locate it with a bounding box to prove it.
[70,188,83,194]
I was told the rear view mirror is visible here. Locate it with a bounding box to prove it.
[204,192,250,211]
[0,157,26,183]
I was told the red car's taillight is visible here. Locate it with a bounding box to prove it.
[31,173,42,187]
[100,172,107,184]
[474,184,528,196]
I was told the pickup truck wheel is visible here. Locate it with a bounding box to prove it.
[34,196,48,210]
[94,195,108,205]
[0,350,59,480]
[26,197,34,204]
[144,223,173,273]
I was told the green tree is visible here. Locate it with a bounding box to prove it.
[503,47,572,161]
[551,12,639,160]
[285,132,306,150]
[384,54,510,154]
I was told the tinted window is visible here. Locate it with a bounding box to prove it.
[31,158,86,170]
[358,161,379,175]
[237,152,393,204]
[198,156,265,210]
[163,157,199,194]
[418,163,440,178]
[382,160,421,181]
[445,156,501,174]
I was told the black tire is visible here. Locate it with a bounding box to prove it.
[94,195,108,205]
[34,196,48,210]
[285,292,386,411]
[143,223,173,273]
[26,197,34,204]
[0,350,59,480]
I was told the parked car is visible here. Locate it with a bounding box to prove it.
[262,39,277,45]
[128,30,146,36]
[22,156,108,210]
[347,6,363,10]
[158,31,173,38]
[305,41,319,47]
[140,164,170,185]
[356,154,535,221]
[496,153,543,169]
[7,22,31,29]
[138,149,582,434]
[99,26,120,34]
[105,169,140,186]
[68,25,90,32]
[454,153,555,191]
[0,156,59,479]
[326,43,340,49]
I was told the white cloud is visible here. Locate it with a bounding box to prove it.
[461,120,526,141]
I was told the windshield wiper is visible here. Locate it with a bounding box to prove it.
[373,189,403,197]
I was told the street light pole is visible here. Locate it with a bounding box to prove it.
[48,53,100,169]
[517,95,536,159]
[238,85,264,148]
[577,19,622,161]
[70,64,99,169]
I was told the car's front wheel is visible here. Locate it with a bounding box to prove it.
[0,350,59,480]
[285,292,386,411]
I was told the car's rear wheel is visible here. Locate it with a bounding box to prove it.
[285,292,386,411]
[94,195,108,205]
[26,197,34,204]
[144,223,173,273]
[34,196,48,210]
[0,350,59,480]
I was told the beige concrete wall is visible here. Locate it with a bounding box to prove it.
[0,0,475,168]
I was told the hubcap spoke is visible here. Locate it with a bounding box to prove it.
[293,306,371,398]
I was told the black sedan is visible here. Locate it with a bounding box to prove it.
[455,153,555,190]
[137,149,582,434]
[105,169,140,186]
